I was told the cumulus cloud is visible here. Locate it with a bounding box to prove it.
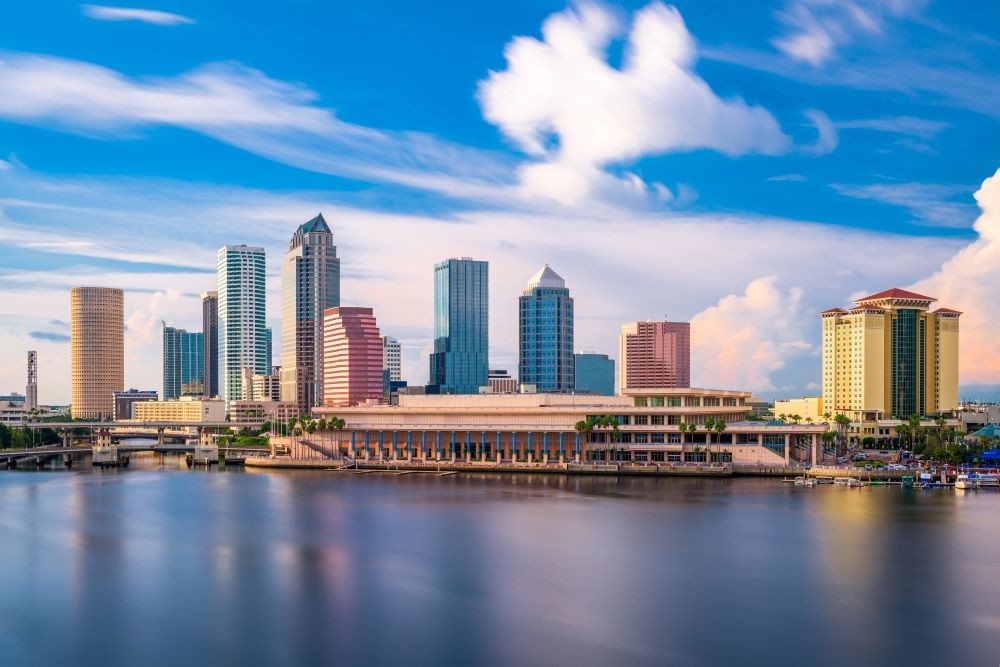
[477,2,794,205]
[912,167,1000,384]
[81,5,194,26]
[772,0,925,66]
[690,276,813,391]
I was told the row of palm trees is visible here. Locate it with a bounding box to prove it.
[573,415,731,463]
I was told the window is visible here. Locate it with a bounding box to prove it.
[634,415,648,425]
[634,397,648,407]
[667,397,682,407]
[650,397,664,407]
[651,415,664,425]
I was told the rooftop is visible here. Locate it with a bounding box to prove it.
[525,264,566,291]
[855,287,936,303]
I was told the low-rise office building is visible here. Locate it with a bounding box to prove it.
[313,388,827,465]
[132,397,226,423]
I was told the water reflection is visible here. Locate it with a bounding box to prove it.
[0,464,997,666]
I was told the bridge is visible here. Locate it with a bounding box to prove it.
[1,441,270,467]
[20,421,264,446]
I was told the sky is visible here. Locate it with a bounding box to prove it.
[0,0,998,405]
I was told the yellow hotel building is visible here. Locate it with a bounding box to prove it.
[821,288,960,421]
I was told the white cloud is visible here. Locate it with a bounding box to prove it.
[772,0,925,66]
[0,52,514,203]
[803,109,838,154]
[81,5,194,26]
[912,167,1000,384]
[833,181,977,228]
[0,170,967,402]
[477,2,792,205]
[836,115,948,139]
[690,277,814,391]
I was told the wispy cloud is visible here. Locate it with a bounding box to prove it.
[28,331,70,343]
[836,115,948,139]
[771,0,925,66]
[833,181,978,228]
[81,5,194,26]
[0,52,515,204]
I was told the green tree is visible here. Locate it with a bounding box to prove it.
[712,419,727,462]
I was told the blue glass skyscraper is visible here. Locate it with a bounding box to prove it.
[574,352,614,395]
[162,323,205,399]
[429,258,488,394]
[519,265,574,392]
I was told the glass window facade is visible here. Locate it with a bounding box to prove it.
[162,325,204,400]
[575,353,614,396]
[429,258,489,394]
[519,267,574,393]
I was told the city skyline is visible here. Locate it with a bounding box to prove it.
[0,1,998,403]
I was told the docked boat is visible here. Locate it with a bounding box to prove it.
[972,473,999,488]
[955,474,978,490]
[794,476,818,487]
[834,477,866,487]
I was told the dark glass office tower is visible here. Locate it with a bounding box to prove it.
[429,258,488,394]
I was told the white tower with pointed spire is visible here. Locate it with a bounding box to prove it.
[519,264,574,393]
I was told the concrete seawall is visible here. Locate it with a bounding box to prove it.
[244,458,734,477]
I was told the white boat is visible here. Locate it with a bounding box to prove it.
[834,477,866,487]
[971,473,999,487]
[955,474,978,490]
[794,476,818,487]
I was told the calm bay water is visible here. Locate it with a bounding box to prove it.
[0,455,998,666]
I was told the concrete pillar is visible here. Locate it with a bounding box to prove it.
[157,427,165,446]
[391,431,398,461]
[543,432,549,464]
[450,431,456,462]
[349,431,356,457]
[575,431,581,463]
[811,433,818,466]
[784,433,791,465]
[527,432,533,464]
[406,432,412,461]
[496,432,501,463]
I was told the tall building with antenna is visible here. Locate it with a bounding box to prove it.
[26,350,37,410]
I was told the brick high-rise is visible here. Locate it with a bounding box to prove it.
[619,319,690,390]
[323,307,383,407]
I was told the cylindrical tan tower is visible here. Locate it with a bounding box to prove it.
[71,287,124,420]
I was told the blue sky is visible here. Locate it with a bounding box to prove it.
[0,0,998,403]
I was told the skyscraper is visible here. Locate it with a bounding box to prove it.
[821,288,960,420]
[218,245,267,404]
[619,319,691,390]
[201,291,218,398]
[162,323,205,400]
[323,307,383,407]
[26,350,37,411]
[574,352,615,395]
[70,287,124,419]
[519,264,574,392]
[382,335,402,382]
[429,257,488,394]
[280,214,340,412]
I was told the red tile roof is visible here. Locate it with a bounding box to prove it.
[931,307,963,315]
[820,307,846,314]
[856,288,935,303]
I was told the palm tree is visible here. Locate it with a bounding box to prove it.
[713,419,727,463]
[834,414,851,455]
[704,417,716,451]
[677,422,687,446]
[574,418,595,462]
[822,412,832,424]
[791,414,802,425]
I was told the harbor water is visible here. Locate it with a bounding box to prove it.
[0,457,997,666]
